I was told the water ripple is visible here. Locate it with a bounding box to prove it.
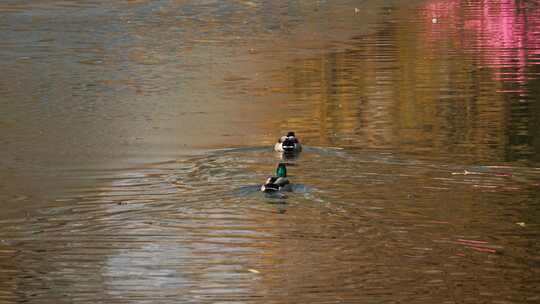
[1,147,539,302]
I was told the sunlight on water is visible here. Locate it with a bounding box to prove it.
[1,0,540,303]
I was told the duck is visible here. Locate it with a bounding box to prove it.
[274,131,302,153]
[261,163,291,192]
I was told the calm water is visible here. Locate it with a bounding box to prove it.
[1,0,540,303]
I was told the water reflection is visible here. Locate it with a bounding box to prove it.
[424,0,540,84]
[252,0,540,164]
[1,0,540,303]
[420,0,540,163]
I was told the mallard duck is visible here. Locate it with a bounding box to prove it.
[261,163,291,192]
[274,131,302,153]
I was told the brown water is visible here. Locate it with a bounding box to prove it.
[1,0,540,303]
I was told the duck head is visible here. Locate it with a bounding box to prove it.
[276,163,287,177]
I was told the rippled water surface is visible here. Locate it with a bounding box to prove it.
[1,0,540,303]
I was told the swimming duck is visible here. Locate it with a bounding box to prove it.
[261,163,291,192]
[274,131,302,153]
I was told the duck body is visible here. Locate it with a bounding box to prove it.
[260,176,291,192]
[274,132,302,153]
[260,163,292,193]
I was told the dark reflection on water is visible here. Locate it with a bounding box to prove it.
[1,0,540,303]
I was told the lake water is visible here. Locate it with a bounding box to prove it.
[1,0,539,303]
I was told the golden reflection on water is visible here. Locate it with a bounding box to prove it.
[249,0,540,164]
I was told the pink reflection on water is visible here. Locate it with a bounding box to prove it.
[422,0,540,86]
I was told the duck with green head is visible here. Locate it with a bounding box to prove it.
[261,163,291,192]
